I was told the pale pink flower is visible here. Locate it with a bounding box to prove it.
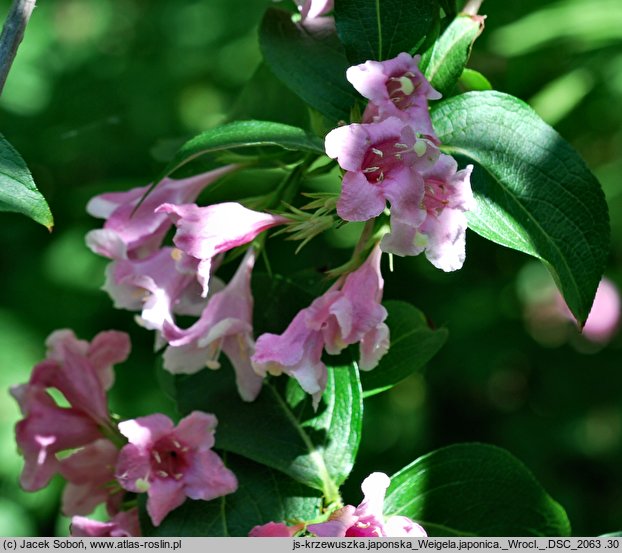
[71,509,141,537]
[59,439,121,516]
[102,247,199,332]
[11,384,102,491]
[559,277,621,343]
[156,202,286,296]
[346,53,441,138]
[308,473,426,537]
[115,412,237,527]
[325,117,439,222]
[294,0,333,20]
[381,155,474,272]
[249,521,303,537]
[162,249,262,402]
[86,166,235,260]
[253,247,389,404]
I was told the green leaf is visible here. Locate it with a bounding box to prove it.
[159,120,324,179]
[0,133,53,230]
[334,0,439,64]
[458,68,492,92]
[141,454,322,537]
[361,300,448,397]
[259,8,357,123]
[385,443,571,537]
[431,91,610,325]
[421,14,484,97]
[175,360,362,502]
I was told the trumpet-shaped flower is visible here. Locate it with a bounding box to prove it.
[86,166,235,260]
[295,0,333,20]
[308,473,426,537]
[71,509,141,537]
[115,412,237,527]
[381,155,474,271]
[11,330,130,491]
[253,246,389,404]
[324,117,439,223]
[346,53,441,138]
[156,202,286,296]
[11,384,103,491]
[59,439,121,516]
[162,249,262,402]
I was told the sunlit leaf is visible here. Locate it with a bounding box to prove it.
[385,443,571,536]
[431,91,610,325]
[0,133,53,230]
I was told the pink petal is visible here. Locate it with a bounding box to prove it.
[173,411,217,450]
[183,449,238,501]
[146,477,187,527]
[336,171,387,222]
[118,414,175,448]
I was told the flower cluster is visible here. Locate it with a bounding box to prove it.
[11,330,236,535]
[86,168,285,402]
[250,472,426,537]
[252,245,389,406]
[325,53,474,272]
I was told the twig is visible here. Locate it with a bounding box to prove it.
[0,0,36,95]
[462,0,483,16]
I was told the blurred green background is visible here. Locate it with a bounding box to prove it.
[1,0,621,537]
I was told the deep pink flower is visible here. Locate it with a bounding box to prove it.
[71,509,141,537]
[253,247,389,404]
[86,166,235,260]
[156,202,286,296]
[249,521,303,537]
[11,330,130,491]
[59,439,121,516]
[308,473,426,537]
[381,154,474,271]
[11,384,102,491]
[346,53,441,138]
[325,117,439,222]
[115,412,237,527]
[29,330,130,425]
[162,249,262,402]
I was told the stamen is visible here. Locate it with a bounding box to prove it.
[363,166,380,173]
[152,451,162,464]
[172,440,182,449]
[174,473,183,480]
[394,143,409,149]
[157,470,169,478]
[371,148,384,157]
[205,359,221,369]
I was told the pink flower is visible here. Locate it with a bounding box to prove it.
[11,384,102,491]
[294,0,333,20]
[381,155,474,272]
[253,246,389,404]
[115,412,237,527]
[557,277,620,343]
[11,330,130,491]
[156,202,286,296]
[308,473,426,537]
[59,439,121,516]
[249,521,303,537]
[325,117,439,222]
[162,249,262,402]
[86,166,235,260]
[29,330,130,425]
[346,53,441,138]
[102,247,200,333]
[71,509,141,537]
